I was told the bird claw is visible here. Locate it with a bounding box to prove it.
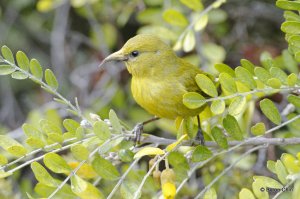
[132,122,144,145]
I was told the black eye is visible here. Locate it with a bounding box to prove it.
[131,51,139,57]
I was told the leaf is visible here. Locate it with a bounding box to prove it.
[254,67,271,83]
[118,149,134,163]
[267,160,276,174]
[40,119,62,134]
[214,63,235,77]
[183,92,206,109]
[195,74,218,97]
[276,0,300,11]
[163,9,188,27]
[203,188,217,199]
[63,119,79,134]
[267,78,281,89]
[30,59,43,79]
[259,99,281,125]
[93,120,111,141]
[168,151,189,170]
[0,154,7,165]
[239,188,255,199]
[281,153,300,174]
[31,162,58,187]
[109,109,122,134]
[219,72,237,93]
[288,94,300,107]
[192,145,212,162]
[223,115,243,140]
[71,175,104,199]
[11,71,28,79]
[211,127,228,149]
[16,51,30,71]
[166,134,187,152]
[252,176,282,199]
[270,67,288,84]
[241,59,255,74]
[210,100,225,115]
[282,49,298,74]
[121,181,140,199]
[281,21,300,34]
[134,147,165,159]
[228,96,246,116]
[0,64,16,75]
[1,45,15,64]
[71,144,89,161]
[45,69,58,90]
[183,30,196,52]
[194,14,208,31]
[0,135,27,157]
[287,73,298,86]
[251,123,266,136]
[260,51,273,69]
[68,162,97,179]
[0,171,13,178]
[44,153,71,174]
[26,137,45,148]
[235,66,256,89]
[92,155,120,180]
[275,160,288,184]
[180,0,203,11]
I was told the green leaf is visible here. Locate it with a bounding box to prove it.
[22,123,44,138]
[71,144,89,161]
[194,14,208,31]
[180,0,203,11]
[183,30,196,52]
[120,181,140,199]
[168,151,189,170]
[235,66,256,89]
[223,115,243,140]
[47,133,63,143]
[118,149,134,163]
[76,126,85,140]
[282,49,298,74]
[293,180,300,199]
[63,119,79,134]
[34,183,76,198]
[240,59,255,74]
[0,171,13,178]
[109,109,122,134]
[270,67,288,84]
[259,99,281,125]
[210,100,225,115]
[134,147,165,159]
[275,160,288,184]
[192,145,212,162]
[267,78,281,89]
[0,154,8,165]
[203,188,217,199]
[281,21,300,34]
[211,126,228,149]
[1,45,15,64]
[239,188,255,199]
[0,135,27,157]
[40,119,62,134]
[45,69,58,90]
[92,155,120,180]
[31,162,58,187]
[284,11,300,21]
[162,9,188,27]
[288,94,300,107]
[215,63,235,77]
[228,96,246,116]
[71,175,104,199]
[254,67,271,83]
[276,0,300,11]
[16,51,29,71]
[26,137,45,148]
[260,51,273,69]
[195,74,218,97]
[252,176,282,199]
[93,120,111,140]
[251,122,266,135]
[0,64,16,75]
[11,71,28,79]
[183,92,206,109]
[219,72,237,93]
[30,59,43,79]
[281,153,300,174]
[267,160,276,174]
[287,73,298,86]
[44,153,71,174]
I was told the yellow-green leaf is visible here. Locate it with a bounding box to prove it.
[16,51,30,71]
[1,45,14,64]
[45,69,58,90]
[92,155,120,180]
[252,176,282,199]
[203,188,217,199]
[270,67,288,84]
[0,64,15,75]
[277,0,300,11]
[30,59,43,79]
[281,153,300,174]
[11,71,28,79]
[211,126,228,149]
[183,92,206,109]
[239,188,255,199]
[219,72,237,93]
[241,59,255,74]
[180,0,203,11]
[210,100,225,115]
[109,109,122,134]
[0,154,8,165]
[163,9,188,27]
[194,14,208,31]
[134,147,165,159]
[71,144,89,161]
[71,175,104,199]
[40,119,62,134]
[166,134,187,152]
[192,145,212,162]
[215,63,235,77]
[44,153,71,174]
[223,115,243,140]
[235,66,256,89]
[288,94,300,107]
[251,122,266,135]
[31,162,58,187]
[254,67,271,82]
[93,120,111,140]
[275,160,288,184]
[259,99,281,125]
[63,119,79,134]
[267,78,281,89]
[287,73,298,86]
[281,21,300,34]
[0,135,27,157]
[228,96,246,116]
[183,30,196,52]
[195,74,218,97]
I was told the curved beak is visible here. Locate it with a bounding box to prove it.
[98,50,128,68]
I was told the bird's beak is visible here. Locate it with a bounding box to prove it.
[98,50,128,68]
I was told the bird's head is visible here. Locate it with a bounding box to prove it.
[99,34,177,77]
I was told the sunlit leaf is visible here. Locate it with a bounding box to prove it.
[288,94,300,107]
[1,45,15,64]
[267,78,282,89]
[259,99,281,125]
[214,63,235,77]
[219,72,237,93]
[11,71,28,79]
[16,51,29,71]
[134,147,165,159]
[44,153,71,174]
[0,65,15,75]
[31,162,58,187]
[250,122,266,135]
[195,74,218,97]
[63,119,79,134]
[203,187,217,199]
[30,59,43,79]
[45,69,58,90]
[71,175,104,199]
[270,67,288,84]
[240,59,255,74]
[0,135,27,157]
[235,66,256,89]
[92,155,120,180]
[228,96,246,116]
[71,144,89,161]
[183,30,196,52]
[183,92,206,109]
[163,9,188,27]
[180,0,203,11]
[68,162,97,179]
[166,134,187,152]
[239,188,255,199]
[275,160,288,184]
[223,115,243,140]
[210,100,225,115]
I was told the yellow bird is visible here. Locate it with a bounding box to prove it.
[100,34,205,143]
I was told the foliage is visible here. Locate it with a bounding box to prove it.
[0,0,300,199]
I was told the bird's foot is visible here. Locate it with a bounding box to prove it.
[195,128,205,145]
[132,122,144,145]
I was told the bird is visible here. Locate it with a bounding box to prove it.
[100,34,205,144]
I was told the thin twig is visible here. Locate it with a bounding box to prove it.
[195,144,268,199]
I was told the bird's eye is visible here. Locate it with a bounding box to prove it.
[130,51,139,57]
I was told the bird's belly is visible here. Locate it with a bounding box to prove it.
[131,77,200,119]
